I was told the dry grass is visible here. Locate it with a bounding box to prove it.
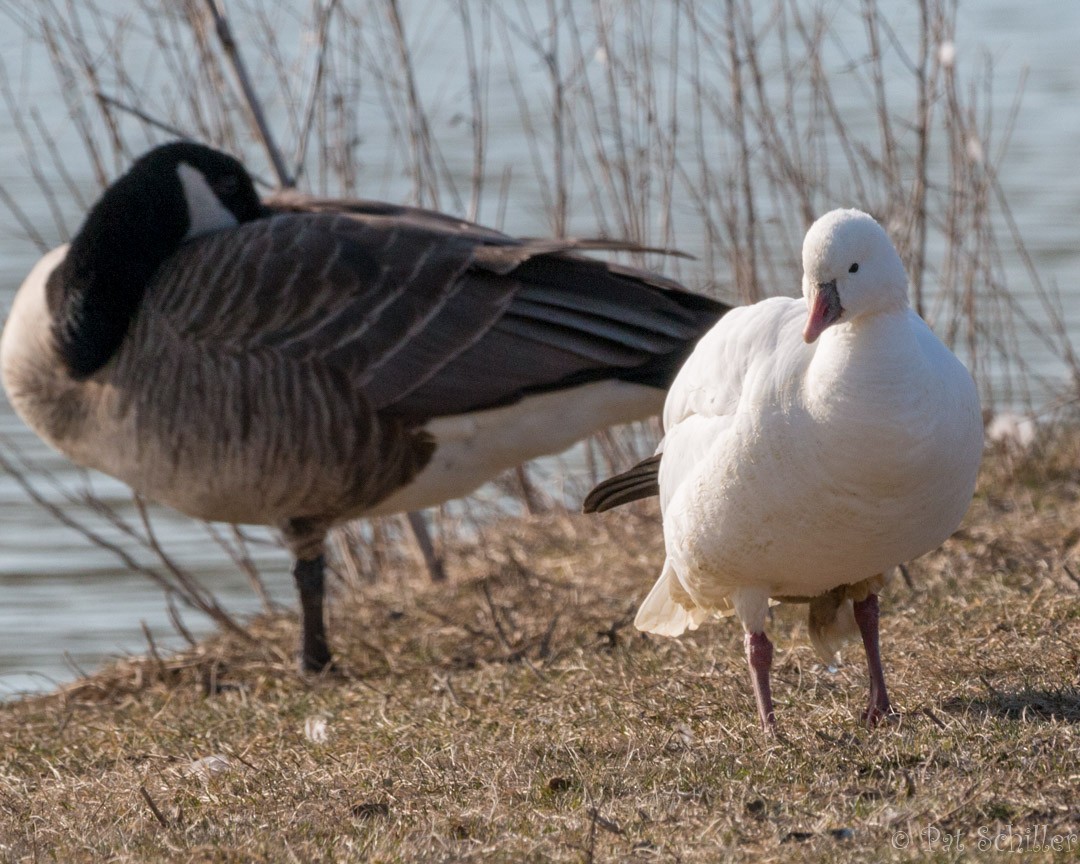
[0,440,1077,862]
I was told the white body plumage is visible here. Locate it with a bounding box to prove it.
[637,210,983,639]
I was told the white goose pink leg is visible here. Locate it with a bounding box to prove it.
[745,631,776,731]
[853,592,892,726]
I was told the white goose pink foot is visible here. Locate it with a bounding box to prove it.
[586,209,983,732]
[745,631,776,730]
[853,593,894,727]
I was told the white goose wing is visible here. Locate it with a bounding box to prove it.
[581,295,809,514]
[658,296,808,512]
[636,295,810,635]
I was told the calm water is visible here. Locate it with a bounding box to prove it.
[1,0,1078,695]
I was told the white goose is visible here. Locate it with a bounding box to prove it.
[585,209,983,730]
[1,142,728,672]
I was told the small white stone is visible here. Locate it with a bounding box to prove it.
[986,412,1037,450]
[675,722,695,745]
[305,716,330,744]
[184,754,231,778]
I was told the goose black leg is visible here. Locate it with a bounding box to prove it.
[406,511,446,582]
[293,554,333,672]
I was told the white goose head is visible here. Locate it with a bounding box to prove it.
[800,209,909,343]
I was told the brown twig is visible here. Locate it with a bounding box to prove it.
[139,786,170,830]
[201,0,293,187]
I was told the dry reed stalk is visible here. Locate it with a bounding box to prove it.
[0,0,1075,641]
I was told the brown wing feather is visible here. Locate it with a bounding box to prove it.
[112,206,723,520]
[112,212,482,520]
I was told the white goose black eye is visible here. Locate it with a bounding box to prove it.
[849,263,859,273]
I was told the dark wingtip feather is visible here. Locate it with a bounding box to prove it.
[582,453,662,513]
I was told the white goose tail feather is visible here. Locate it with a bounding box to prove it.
[807,598,859,665]
[635,560,711,637]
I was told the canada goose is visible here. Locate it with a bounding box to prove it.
[1,142,729,672]
[584,210,983,731]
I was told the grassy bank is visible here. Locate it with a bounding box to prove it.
[0,437,1078,863]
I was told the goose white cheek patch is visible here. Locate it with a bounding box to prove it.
[177,162,239,240]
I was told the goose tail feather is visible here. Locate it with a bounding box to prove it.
[635,560,709,637]
[582,453,661,513]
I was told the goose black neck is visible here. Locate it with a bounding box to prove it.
[49,163,191,380]
[47,142,262,380]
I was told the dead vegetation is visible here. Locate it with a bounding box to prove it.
[0,3,1078,859]
[0,438,1076,862]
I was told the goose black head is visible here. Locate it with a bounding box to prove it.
[50,142,262,379]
